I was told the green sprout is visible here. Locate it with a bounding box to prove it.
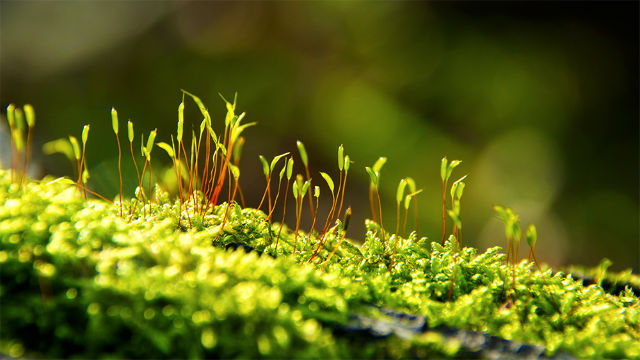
[366,162,386,253]
[334,145,345,221]
[368,157,386,224]
[276,157,294,250]
[447,175,467,247]
[214,163,241,243]
[390,178,408,272]
[232,136,246,207]
[125,120,143,219]
[131,129,156,220]
[308,171,336,263]
[145,128,157,204]
[336,152,351,224]
[318,171,335,234]
[322,206,351,272]
[182,90,218,216]
[6,104,16,182]
[292,176,310,256]
[12,108,25,154]
[269,155,290,222]
[309,185,320,234]
[201,92,254,216]
[525,224,541,270]
[296,140,315,225]
[111,108,123,217]
[175,101,186,213]
[4,103,35,187]
[9,107,25,184]
[21,104,35,187]
[257,152,289,216]
[68,135,82,191]
[395,178,407,236]
[440,157,462,246]
[494,205,522,293]
[72,124,90,199]
[403,177,421,237]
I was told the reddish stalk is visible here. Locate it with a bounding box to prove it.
[293,194,303,256]
[78,141,88,200]
[213,175,239,242]
[336,170,348,220]
[529,248,541,270]
[333,171,343,221]
[257,177,271,211]
[322,231,346,272]
[237,184,246,208]
[304,165,314,224]
[115,132,123,217]
[441,180,447,246]
[322,207,351,272]
[275,177,292,251]
[376,189,385,252]
[309,193,319,234]
[21,125,34,188]
[206,136,235,214]
[127,140,142,217]
[268,174,284,222]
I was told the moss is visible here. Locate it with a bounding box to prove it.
[1,169,639,359]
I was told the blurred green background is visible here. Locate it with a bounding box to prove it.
[1,2,637,271]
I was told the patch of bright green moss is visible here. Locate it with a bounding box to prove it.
[1,169,639,359]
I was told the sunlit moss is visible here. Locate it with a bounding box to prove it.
[0,169,638,358]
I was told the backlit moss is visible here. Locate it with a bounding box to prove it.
[0,169,638,359]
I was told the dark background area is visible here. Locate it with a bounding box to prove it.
[1,1,638,271]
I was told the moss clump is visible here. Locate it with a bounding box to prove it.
[1,169,639,359]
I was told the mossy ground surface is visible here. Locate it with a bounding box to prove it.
[1,169,639,359]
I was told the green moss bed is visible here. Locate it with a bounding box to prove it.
[1,169,639,359]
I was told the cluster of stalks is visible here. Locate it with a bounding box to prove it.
[5,96,545,285]
[120,91,255,225]
[5,104,35,189]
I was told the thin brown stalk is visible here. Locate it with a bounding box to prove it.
[333,171,343,221]
[293,197,302,256]
[127,140,142,217]
[529,248,541,270]
[79,144,88,200]
[336,170,348,220]
[322,231,346,272]
[207,136,234,212]
[115,133,123,217]
[21,126,34,187]
[402,206,408,238]
[309,195,319,234]
[148,161,153,205]
[268,174,284,222]
[304,165,314,221]
[73,182,115,204]
[257,177,271,211]
[129,156,149,221]
[376,189,385,252]
[237,183,246,208]
[213,176,239,242]
[390,203,401,272]
[275,178,291,251]
[8,124,15,183]
[441,180,447,246]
